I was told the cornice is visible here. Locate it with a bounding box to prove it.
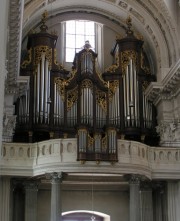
[146,59,180,104]
[6,0,24,92]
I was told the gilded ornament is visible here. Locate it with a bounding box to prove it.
[34,46,52,68]
[121,50,137,74]
[21,48,32,68]
[96,90,107,112]
[102,135,107,151]
[81,79,93,90]
[67,88,78,111]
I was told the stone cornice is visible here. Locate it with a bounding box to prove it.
[146,59,180,104]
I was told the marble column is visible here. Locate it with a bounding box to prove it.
[140,181,153,221]
[0,177,11,221]
[49,172,63,221]
[24,181,38,221]
[129,175,141,221]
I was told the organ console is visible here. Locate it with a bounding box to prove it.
[14,13,158,162]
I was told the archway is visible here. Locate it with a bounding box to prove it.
[62,210,110,221]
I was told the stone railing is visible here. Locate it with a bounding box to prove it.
[1,139,180,179]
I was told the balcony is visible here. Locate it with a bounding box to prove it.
[1,139,180,179]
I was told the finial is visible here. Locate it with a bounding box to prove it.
[126,16,133,35]
[40,10,48,32]
[83,40,92,50]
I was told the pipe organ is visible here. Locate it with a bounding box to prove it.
[103,16,157,144]
[14,14,158,162]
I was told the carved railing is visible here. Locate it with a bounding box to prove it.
[1,139,180,179]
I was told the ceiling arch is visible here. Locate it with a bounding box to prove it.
[22,0,180,78]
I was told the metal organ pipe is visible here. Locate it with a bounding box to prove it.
[40,54,45,123]
[54,83,57,124]
[44,59,48,122]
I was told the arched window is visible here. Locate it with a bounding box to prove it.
[65,20,96,62]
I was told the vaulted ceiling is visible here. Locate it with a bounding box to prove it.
[7,0,180,92]
[23,0,180,70]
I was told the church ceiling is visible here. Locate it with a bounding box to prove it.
[6,0,180,93]
[22,0,179,70]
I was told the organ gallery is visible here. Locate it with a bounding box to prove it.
[14,13,158,162]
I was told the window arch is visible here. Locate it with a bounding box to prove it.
[61,19,103,70]
[65,20,95,62]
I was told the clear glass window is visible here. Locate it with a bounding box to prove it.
[65,20,95,62]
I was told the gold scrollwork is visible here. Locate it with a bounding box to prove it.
[81,79,93,90]
[105,64,118,73]
[21,48,32,68]
[102,135,107,151]
[88,134,94,149]
[66,68,77,84]
[121,50,137,74]
[96,90,107,112]
[55,78,68,101]
[108,80,119,101]
[34,46,52,68]
[67,87,78,111]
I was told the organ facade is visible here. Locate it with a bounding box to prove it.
[14,14,158,162]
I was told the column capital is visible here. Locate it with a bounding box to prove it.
[46,172,63,184]
[127,174,142,185]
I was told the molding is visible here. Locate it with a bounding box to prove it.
[146,59,180,104]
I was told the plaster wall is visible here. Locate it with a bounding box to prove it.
[37,189,129,221]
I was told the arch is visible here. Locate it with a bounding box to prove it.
[62,210,110,221]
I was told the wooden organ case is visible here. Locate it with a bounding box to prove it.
[103,17,157,145]
[14,14,158,163]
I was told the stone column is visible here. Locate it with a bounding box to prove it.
[0,177,11,221]
[153,182,168,221]
[129,175,141,221]
[24,181,38,221]
[140,181,153,221]
[49,172,63,221]
[167,181,180,221]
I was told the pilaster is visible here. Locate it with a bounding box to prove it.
[24,181,38,221]
[0,177,11,221]
[129,174,141,221]
[140,181,153,221]
[48,172,63,221]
